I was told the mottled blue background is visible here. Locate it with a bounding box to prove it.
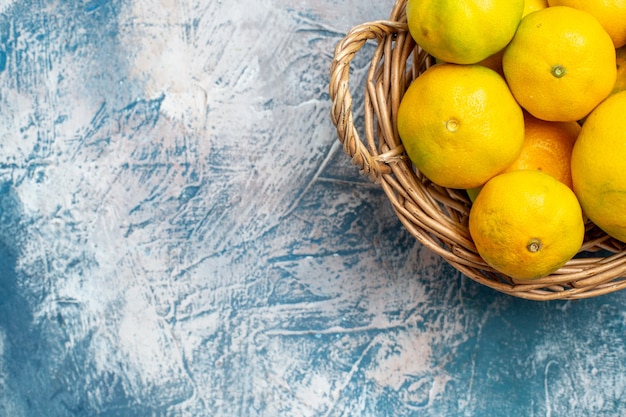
[0,1,625,416]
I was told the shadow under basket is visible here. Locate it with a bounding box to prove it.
[328,0,626,301]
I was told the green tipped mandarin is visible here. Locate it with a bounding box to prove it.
[406,0,524,64]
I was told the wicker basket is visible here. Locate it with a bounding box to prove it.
[329,0,626,300]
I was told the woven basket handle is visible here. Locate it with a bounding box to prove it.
[329,20,408,180]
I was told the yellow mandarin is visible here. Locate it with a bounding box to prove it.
[502,6,616,122]
[397,64,524,189]
[503,113,580,190]
[571,91,626,242]
[548,0,626,47]
[469,170,584,280]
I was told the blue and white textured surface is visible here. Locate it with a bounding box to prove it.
[1,1,626,416]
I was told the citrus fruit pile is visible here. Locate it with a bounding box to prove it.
[398,0,626,281]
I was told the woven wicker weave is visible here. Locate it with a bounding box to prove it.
[329,0,626,300]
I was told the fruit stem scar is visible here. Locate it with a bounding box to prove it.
[446,118,459,132]
[527,239,542,253]
[551,65,567,78]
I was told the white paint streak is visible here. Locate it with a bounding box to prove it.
[544,360,556,417]
[118,286,178,389]
[0,0,15,13]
